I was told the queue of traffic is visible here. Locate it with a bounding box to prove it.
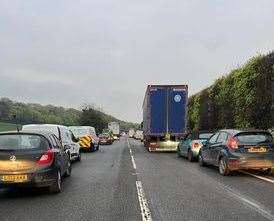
[0,123,120,194]
[139,84,274,176]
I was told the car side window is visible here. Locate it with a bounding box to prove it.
[209,133,219,144]
[217,132,228,143]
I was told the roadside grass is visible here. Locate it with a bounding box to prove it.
[0,122,21,132]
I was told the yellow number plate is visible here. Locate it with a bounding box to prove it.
[1,175,28,183]
[248,147,267,153]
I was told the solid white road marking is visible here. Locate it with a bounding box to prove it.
[136,181,153,221]
[240,171,274,184]
[220,184,274,221]
[127,139,153,221]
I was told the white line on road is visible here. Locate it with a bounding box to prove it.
[131,155,137,170]
[128,140,137,170]
[136,181,153,221]
[240,171,274,184]
[127,139,153,221]
[220,184,274,221]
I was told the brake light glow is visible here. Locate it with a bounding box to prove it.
[227,137,238,150]
[192,141,201,149]
[37,149,54,165]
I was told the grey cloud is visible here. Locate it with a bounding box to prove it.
[1,0,274,121]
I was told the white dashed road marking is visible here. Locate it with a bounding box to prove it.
[127,139,153,221]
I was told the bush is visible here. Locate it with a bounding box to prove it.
[188,52,274,131]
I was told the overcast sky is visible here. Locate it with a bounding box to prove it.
[0,0,274,122]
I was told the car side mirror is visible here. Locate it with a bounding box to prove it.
[202,140,208,146]
[64,144,70,150]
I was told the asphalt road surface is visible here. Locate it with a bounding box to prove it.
[0,137,274,221]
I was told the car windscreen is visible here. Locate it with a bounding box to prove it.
[99,134,109,138]
[0,134,49,150]
[236,132,273,144]
[71,128,90,138]
[198,133,213,140]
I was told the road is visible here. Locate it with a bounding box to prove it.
[0,137,274,221]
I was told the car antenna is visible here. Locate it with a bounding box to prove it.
[12,114,20,132]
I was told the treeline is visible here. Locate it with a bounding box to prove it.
[0,98,138,132]
[0,98,80,126]
[188,52,274,131]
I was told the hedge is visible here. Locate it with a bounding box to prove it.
[188,52,274,131]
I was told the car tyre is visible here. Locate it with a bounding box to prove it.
[198,153,206,167]
[219,157,230,176]
[76,152,81,162]
[49,170,62,194]
[177,147,181,157]
[64,161,72,177]
[188,150,194,162]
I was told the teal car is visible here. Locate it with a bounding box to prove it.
[178,132,213,162]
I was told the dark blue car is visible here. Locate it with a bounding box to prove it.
[198,129,274,176]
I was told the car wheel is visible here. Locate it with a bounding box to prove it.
[77,152,81,162]
[188,150,194,162]
[198,153,205,167]
[64,161,72,177]
[49,170,62,194]
[219,157,230,176]
[262,168,272,175]
[177,147,181,157]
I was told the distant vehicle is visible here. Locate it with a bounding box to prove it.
[178,132,213,161]
[199,130,274,175]
[143,85,188,152]
[0,131,71,193]
[134,130,144,140]
[22,124,81,161]
[69,126,99,152]
[99,133,113,145]
[108,122,120,140]
[128,129,135,138]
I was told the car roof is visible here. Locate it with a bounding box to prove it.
[219,129,271,136]
[23,124,68,129]
[0,130,54,138]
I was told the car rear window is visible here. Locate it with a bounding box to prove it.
[198,133,213,140]
[0,134,49,150]
[236,132,273,144]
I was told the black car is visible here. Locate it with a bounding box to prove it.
[198,129,274,175]
[0,131,71,193]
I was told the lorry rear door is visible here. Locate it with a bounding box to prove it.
[168,88,187,134]
[150,88,167,134]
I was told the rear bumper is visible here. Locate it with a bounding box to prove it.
[0,168,57,188]
[228,158,274,171]
[148,141,179,152]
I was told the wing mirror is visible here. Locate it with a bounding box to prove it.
[202,140,208,146]
[64,144,71,150]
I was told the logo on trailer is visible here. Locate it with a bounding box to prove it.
[9,155,16,161]
[174,94,182,103]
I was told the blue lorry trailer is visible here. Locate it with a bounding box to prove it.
[142,85,188,152]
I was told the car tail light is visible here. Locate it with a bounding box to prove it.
[227,137,238,150]
[149,142,159,149]
[192,140,201,149]
[38,149,54,165]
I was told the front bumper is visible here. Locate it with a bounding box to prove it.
[0,168,57,188]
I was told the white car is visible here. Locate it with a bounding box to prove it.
[22,124,81,162]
